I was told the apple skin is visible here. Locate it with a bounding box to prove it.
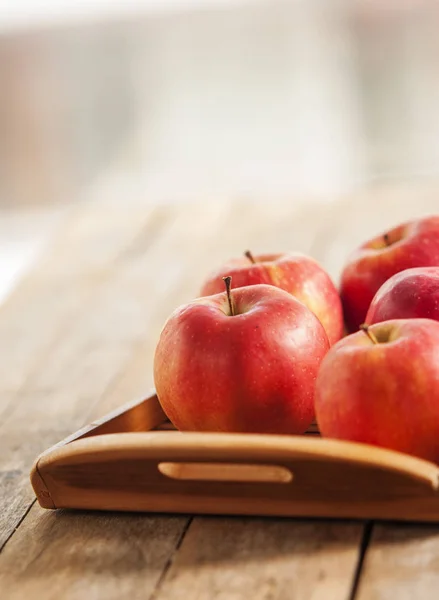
[366,267,439,324]
[200,252,343,346]
[154,284,330,434]
[315,319,439,464]
[340,216,439,333]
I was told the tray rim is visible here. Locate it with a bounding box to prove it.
[30,391,439,521]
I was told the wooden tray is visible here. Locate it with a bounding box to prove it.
[31,392,439,522]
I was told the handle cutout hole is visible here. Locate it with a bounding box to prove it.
[158,462,293,483]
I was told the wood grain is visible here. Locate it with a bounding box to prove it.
[31,424,439,521]
[0,504,188,600]
[0,203,161,401]
[0,195,357,600]
[0,203,174,546]
[153,517,363,600]
[356,524,439,600]
[0,195,230,545]
[4,185,439,598]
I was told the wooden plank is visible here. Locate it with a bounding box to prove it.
[6,186,437,597]
[0,198,360,600]
[355,523,439,600]
[0,197,201,594]
[0,203,176,547]
[0,202,166,402]
[0,199,235,550]
[0,504,189,600]
[153,517,363,600]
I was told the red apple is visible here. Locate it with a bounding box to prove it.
[366,267,439,324]
[200,251,343,345]
[340,216,439,333]
[154,280,329,434]
[315,319,439,463]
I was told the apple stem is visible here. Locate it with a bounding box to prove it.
[383,233,391,246]
[244,250,256,264]
[223,276,235,316]
[359,323,379,345]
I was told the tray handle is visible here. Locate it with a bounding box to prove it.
[157,461,294,484]
[32,431,439,520]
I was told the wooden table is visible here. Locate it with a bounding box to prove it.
[1,186,439,599]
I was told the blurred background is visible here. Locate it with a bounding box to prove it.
[1,0,439,300]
